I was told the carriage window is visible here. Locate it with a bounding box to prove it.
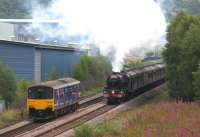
[28,87,53,99]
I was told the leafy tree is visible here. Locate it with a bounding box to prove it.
[163,12,200,101]
[123,60,143,70]
[193,64,200,101]
[73,55,112,89]
[0,63,16,108]
[15,80,31,108]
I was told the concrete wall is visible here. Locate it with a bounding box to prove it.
[0,23,15,40]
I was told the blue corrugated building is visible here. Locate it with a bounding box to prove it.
[0,40,84,82]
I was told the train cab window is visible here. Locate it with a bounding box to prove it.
[28,87,53,99]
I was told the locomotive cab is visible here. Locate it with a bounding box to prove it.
[27,78,81,121]
[103,72,128,103]
[27,86,54,120]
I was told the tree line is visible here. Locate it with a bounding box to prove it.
[163,12,200,102]
[73,55,112,90]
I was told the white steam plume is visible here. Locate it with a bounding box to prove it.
[32,0,167,72]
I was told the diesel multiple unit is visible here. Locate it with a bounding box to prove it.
[103,63,166,104]
[27,78,80,120]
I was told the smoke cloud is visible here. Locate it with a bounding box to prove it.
[31,0,167,71]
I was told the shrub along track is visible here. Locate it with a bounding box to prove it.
[0,94,103,137]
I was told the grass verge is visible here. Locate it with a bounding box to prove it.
[75,89,200,137]
[0,108,27,129]
[81,86,103,97]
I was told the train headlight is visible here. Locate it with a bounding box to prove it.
[112,91,115,94]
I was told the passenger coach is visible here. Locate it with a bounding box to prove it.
[27,78,80,120]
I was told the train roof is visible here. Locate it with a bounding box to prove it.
[29,78,80,89]
[126,63,165,77]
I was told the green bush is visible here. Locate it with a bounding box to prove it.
[163,12,200,101]
[15,80,31,108]
[75,125,93,137]
[50,66,59,80]
[0,109,21,127]
[73,55,112,90]
[0,63,16,108]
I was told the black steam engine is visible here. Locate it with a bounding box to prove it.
[103,63,166,104]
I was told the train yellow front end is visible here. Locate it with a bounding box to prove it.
[27,86,54,120]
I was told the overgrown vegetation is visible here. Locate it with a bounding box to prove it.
[73,55,112,90]
[91,102,200,137]
[80,87,102,97]
[50,66,59,80]
[163,12,200,101]
[0,63,16,108]
[0,109,27,128]
[15,80,31,108]
[75,90,200,137]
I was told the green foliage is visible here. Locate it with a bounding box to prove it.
[193,64,200,101]
[50,66,59,80]
[163,12,200,101]
[145,46,164,58]
[0,0,29,18]
[81,87,102,97]
[123,60,144,70]
[75,125,93,137]
[15,80,31,107]
[0,63,16,107]
[73,55,112,89]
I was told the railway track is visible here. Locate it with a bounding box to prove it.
[36,105,115,137]
[0,94,103,137]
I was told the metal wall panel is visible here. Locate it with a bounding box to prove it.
[0,43,35,80]
[41,49,83,80]
[34,49,41,82]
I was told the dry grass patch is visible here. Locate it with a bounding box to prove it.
[97,102,200,137]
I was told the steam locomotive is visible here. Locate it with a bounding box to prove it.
[103,63,166,104]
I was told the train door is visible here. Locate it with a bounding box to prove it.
[71,85,76,103]
[59,88,65,108]
[64,87,68,105]
[54,89,59,110]
[73,84,80,101]
[128,78,132,91]
[68,86,72,105]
